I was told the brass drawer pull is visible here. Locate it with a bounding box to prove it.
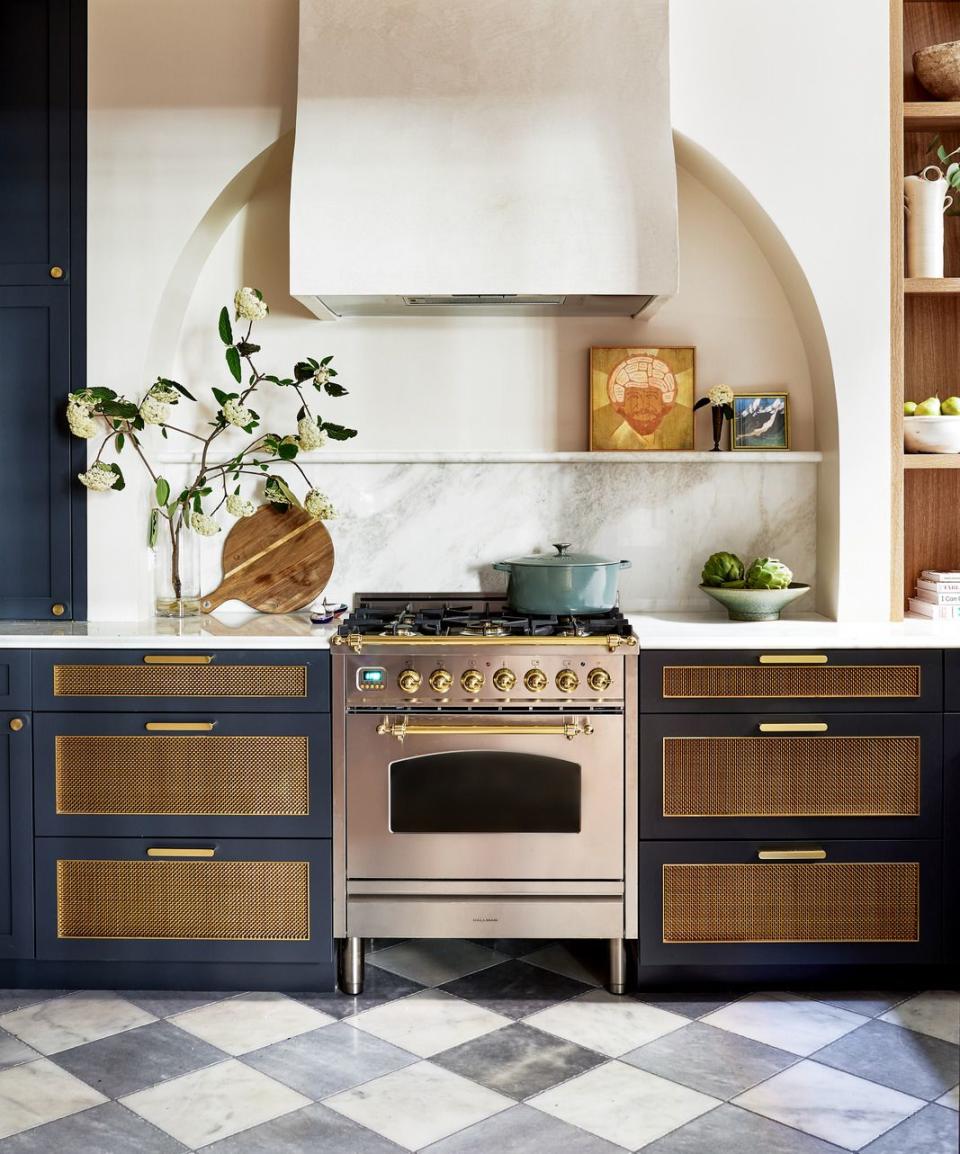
[142,655,214,665]
[758,655,828,665]
[377,718,593,742]
[144,721,216,732]
[146,847,216,858]
[758,722,829,733]
[758,848,827,861]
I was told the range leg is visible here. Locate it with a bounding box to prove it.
[339,937,365,995]
[608,937,627,994]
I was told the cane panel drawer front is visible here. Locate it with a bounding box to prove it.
[34,713,331,837]
[638,841,941,965]
[640,714,941,839]
[32,650,329,712]
[35,837,332,963]
[641,650,941,713]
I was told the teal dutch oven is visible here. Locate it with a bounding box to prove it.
[493,543,631,615]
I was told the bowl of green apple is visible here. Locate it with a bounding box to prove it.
[904,395,960,453]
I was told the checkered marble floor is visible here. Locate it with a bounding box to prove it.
[0,941,956,1153]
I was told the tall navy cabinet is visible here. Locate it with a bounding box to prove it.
[0,0,85,618]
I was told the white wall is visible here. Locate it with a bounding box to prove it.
[86,0,834,620]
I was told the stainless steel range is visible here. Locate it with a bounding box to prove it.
[330,595,638,995]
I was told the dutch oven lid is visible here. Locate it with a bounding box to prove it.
[500,542,620,567]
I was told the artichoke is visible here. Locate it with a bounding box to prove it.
[700,552,745,587]
[745,557,793,590]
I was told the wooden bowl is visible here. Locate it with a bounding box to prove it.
[914,39,960,100]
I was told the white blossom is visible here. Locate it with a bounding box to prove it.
[707,384,734,407]
[139,395,169,425]
[77,463,116,492]
[223,399,253,428]
[150,384,179,404]
[304,489,336,519]
[313,366,332,388]
[66,399,97,439]
[226,493,256,518]
[297,417,327,451]
[190,511,220,536]
[234,287,268,322]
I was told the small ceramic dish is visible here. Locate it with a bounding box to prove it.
[699,582,811,622]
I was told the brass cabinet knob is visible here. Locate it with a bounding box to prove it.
[49,266,64,279]
[556,668,579,694]
[51,603,66,617]
[397,669,422,694]
[428,668,453,694]
[8,718,23,732]
[524,668,548,693]
[587,667,611,692]
[492,667,516,693]
[461,669,484,694]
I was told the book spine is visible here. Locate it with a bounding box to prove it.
[916,579,960,593]
[913,589,960,605]
[920,570,960,581]
[908,598,960,618]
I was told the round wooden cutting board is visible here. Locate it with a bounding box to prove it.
[201,505,335,614]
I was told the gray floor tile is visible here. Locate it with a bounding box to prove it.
[810,991,915,1018]
[290,964,425,1020]
[242,1020,416,1099]
[54,1020,227,1098]
[421,1102,623,1153]
[468,939,553,958]
[432,1022,605,1100]
[860,1103,960,1154]
[439,959,590,1020]
[813,1018,960,1100]
[0,1030,39,1071]
[640,1102,846,1154]
[0,1100,186,1153]
[124,990,235,1019]
[623,1020,797,1099]
[196,1102,405,1153]
[0,991,65,1015]
[636,992,739,1020]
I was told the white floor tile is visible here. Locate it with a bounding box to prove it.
[524,989,688,1057]
[734,1059,925,1149]
[0,1058,107,1140]
[521,944,604,987]
[170,991,334,1055]
[348,988,509,1058]
[936,1084,959,1110]
[701,992,866,1056]
[368,940,507,987]
[120,1057,310,1149]
[0,991,156,1055]
[529,1059,719,1149]
[325,1059,512,1151]
[879,990,960,1045]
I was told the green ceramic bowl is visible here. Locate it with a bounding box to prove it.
[699,582,811,622]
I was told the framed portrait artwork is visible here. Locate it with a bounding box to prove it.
[589,347,695,451]
[731,392,790,451]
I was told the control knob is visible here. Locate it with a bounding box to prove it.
[397,669,422,694]
[461,669,485,694]
[556,668,580,694]
[587,667,612,693]
[428,668,453,694]
[492,667,517,693]
[524,668,548,693]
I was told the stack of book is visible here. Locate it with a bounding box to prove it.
[909,570,960,619]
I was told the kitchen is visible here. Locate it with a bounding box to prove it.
[0,1,956,1152]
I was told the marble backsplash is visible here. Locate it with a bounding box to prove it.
[234,457,819,613]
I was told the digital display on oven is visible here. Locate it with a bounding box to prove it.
[357,667,386,690]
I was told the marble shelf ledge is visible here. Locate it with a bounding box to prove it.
[157,449,824,465]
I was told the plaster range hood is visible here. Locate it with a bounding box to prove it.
[290,0,678,319]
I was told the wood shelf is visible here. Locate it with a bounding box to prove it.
[904,453,960,468]
[905,277,960,292]
[904,101,960,129]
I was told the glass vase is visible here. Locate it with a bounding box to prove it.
[153,515,202,617]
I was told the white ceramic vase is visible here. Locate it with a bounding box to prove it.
[904,165,953,277]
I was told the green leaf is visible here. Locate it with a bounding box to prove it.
[225,346,242,383]
[321,421,358,441]
[293,361,314,382]
[148,508,159,549]
[155,477,171,506]
[277,440,299,460]
[692,397,710,411]
[264,474,302,510]
[85,387,117,400]
[160,377,196,402]
[723,403,735,420]
[320,355,334,366]
[218,306,233,346]
[212,387,231,406]
[106,462,125,491]
[115,432,125,452]
[324,381,348,397]
[235,341,261,356]
[307,357,319,369]
[193,493,202,513]
[100,399,139,419]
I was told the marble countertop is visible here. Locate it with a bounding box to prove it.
[0,610,956,649]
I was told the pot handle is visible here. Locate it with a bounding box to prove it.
[492,562,511,572]
[619,560,632,570]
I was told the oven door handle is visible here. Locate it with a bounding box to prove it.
[376,718,595,742]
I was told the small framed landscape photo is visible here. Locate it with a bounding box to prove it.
[731,392,790,451]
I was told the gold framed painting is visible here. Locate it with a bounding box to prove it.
[590,347,695,451]
[731,391,790,451]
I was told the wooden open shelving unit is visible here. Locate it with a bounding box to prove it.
[893,0,960,618]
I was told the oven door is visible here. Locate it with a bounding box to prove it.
[346,712,624,880]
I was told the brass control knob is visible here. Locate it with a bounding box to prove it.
[492,667,517,693]
[524,668,548,693]
[397,669,422,694]
[428,668,453,694]
[587,667,612,693]
[556,668,579,694]
[461,669,485,694]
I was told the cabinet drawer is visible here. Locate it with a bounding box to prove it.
[36,837,332,963]
[641,650,942,713]
[640,714,941,839]
[32,650,329,712]
[34,713,330,837]
[0,653,31,710]
[639,841,941,965]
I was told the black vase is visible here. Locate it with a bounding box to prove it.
[710,406,724,452]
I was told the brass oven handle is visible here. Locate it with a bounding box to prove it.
[376,719,594,742]
[146,847,216,858]
[144,721,216,732]
[758,722,828,733]
[758,848,827,861]
[758,654,828,664]
[142,655,214,664]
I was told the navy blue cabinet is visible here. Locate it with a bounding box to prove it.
[0,712,33,958]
